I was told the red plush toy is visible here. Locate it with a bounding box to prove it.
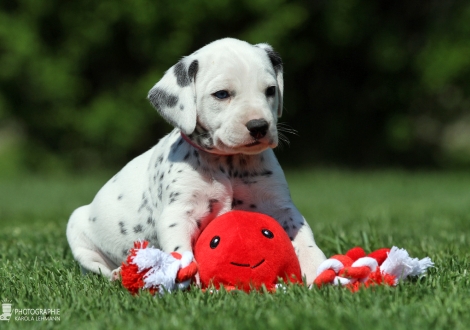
[195,210,302,291]
[121,211,302,293]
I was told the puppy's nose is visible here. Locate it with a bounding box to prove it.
[246,119,269,139]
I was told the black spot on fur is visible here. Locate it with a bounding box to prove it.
[261,170,273,177]
[169,191,180,204]
[122,249,129,257]
[118,194,123,200]
[184,152,191,160]
[188,60,199,82]
[145,233,158,245]
[147,217,153,224]
[231,199,244,209]
[174,246,181,252]
[169,223,177,228]
[119,222,127,235]
[219,165,225,174]
[180,104,184,110]
[157,155,164,164]
[265,49,283,72]
[250,204,257,209]
[148,88,178,109]
[242,180,258,185]
[133,224,143,233]
[169,192,180,198]
[174,61,190,87]
[208,199,219,213]
[289,237,294,241]
[138,199,149,213]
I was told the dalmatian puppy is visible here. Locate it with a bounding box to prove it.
[66,38,326,284]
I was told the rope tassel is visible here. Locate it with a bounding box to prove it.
[121,241,198,295]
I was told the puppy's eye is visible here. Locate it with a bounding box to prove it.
[261,229,274,239]
[266,86,276,97]
[210,236,220,249]
[212,90,230,99]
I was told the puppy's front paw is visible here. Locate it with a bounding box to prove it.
[110,267,121,281]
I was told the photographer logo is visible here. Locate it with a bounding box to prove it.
[0,300,12,322]
[0,300,60,322]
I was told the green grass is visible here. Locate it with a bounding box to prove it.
[1,170,469,329]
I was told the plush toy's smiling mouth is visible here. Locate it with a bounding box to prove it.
[230,259,265,269]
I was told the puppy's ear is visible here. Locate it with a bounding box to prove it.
[148,58,199,135]
[255,43,284,118]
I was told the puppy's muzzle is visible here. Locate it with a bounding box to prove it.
[246,119,269,140]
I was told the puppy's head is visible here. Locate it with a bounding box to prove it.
[148,38,284,155]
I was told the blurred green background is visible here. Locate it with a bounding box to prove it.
[1,0,470,175]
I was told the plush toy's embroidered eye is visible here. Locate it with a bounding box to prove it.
[213,90,230,99]
[261,229,274,239]
[210,236,221,249]
[265,86,276,97]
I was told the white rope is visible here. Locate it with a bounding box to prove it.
[132,247,194,294]
[316,259,344,276]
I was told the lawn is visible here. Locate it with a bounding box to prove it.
[0,169,469,329]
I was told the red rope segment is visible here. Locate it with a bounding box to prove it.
[314,247,391,291]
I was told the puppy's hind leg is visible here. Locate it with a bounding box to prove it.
[66,206,116,278]
[74,246,115,278]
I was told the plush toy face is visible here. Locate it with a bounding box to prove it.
[194,210,302,291]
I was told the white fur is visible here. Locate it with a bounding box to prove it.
[66,38,326,284]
